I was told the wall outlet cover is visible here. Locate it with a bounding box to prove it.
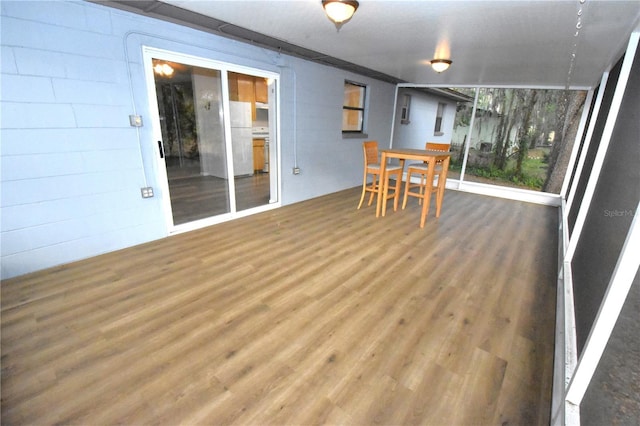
[129,115,143,127]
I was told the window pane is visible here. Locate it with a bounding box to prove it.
[342,109,363,131]
[344,83,365,108]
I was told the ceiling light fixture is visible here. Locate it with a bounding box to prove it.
[430,59,452,73]
[153,63,174,77]
[322,0,359,30]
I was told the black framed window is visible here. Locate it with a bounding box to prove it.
[434,102,445,135]
[342,81,366,133]
[400,94,411,124]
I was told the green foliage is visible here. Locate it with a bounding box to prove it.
[516,174,545,189]
[449,145,548,190]
[464,160,545,190]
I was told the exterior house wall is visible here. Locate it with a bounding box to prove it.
[392,88,457,150]
[0,0,396,279]
[452,108,518,152]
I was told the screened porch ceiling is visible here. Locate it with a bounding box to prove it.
[102,0,640,89]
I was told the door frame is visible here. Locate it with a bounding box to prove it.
[142,46,281,234]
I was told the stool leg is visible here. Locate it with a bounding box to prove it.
[357,170,368,209]
[367,174,378,206]
[382,174,390,217]
[402,170,412,209]
[393,172,401,211]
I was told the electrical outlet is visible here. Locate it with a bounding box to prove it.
[293,167,301,175]
[129,115,143,127]
[141,187,154,198]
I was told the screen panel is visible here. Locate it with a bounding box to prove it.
[565,89,598,199]
[567,57,624,235]
[580,270,640,425]
[571,45,640,354]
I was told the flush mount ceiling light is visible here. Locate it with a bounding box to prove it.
[153,63,174,77]
[322,0,359,30]
[430,59,452,73]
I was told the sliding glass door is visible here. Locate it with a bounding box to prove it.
[144,48,278,232]
[152,59,230,224]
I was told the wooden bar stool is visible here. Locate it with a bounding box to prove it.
[357,141,403,211]
[402,142,450,214]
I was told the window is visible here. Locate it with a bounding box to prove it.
[400,94,411,124]
[343,81,366,133]
[434,102,445,135]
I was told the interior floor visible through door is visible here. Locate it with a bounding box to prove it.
[168,172,270,224]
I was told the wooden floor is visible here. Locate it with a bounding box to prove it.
[1,188,558,425]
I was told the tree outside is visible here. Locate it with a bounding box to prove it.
[450,88,587,193]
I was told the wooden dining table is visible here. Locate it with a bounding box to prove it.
[376,148,451,228]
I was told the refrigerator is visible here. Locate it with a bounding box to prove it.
[229,101,253,176]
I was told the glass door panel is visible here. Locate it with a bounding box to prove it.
[228,71,272,211]
[152,59,230,225]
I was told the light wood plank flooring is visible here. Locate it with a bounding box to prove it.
[1,188,558,425]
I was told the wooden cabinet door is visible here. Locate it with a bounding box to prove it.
[237,75,255,103]
[253,138,265,172]
[255,78,268,103]
[228,72,239,101]
[228,73,265,120]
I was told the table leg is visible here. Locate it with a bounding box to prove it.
[420,159,436,228]
[376,152,387,218]
[435,157,450,217]
[393,159,405,212]
[382,166,389,217]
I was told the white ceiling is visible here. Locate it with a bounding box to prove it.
[150,1,640,88]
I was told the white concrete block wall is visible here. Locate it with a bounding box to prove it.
[0,1,396,279]
[280,58,396,203]
[392,88,458,149]
[1,0,162,279]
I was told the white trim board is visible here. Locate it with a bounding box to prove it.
[449,179,561,206]
[551,201,580,426]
